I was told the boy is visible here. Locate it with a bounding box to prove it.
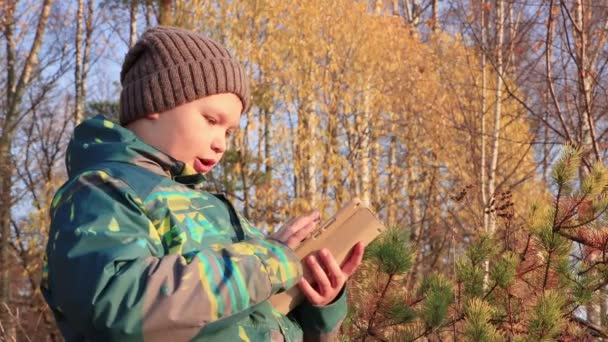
[41,26,364,341]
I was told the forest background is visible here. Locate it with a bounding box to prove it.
[2,0,608,340]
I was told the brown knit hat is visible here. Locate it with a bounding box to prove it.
[119,26,250,126]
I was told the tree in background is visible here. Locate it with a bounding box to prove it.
[74,0,94,125]
[0,0,57,337]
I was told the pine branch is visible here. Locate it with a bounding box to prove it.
[376,319,415,331]
[571,316,608,339]
[427,313,466,339]
[411,326,433,341]
[483,282,498,301]
[561,203,608,229]
[542,250,553,290]
[563,279,608,318]
[552,182,563,232]
[589,278,608,293]
[364,273,395,342]
[577,259,606,276]
[507,290,515,338]
[559,230,606,250]
[520,233,532,261]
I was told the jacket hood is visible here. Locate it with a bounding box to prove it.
[66,115,185,178]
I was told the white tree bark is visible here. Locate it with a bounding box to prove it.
[130,0,138,48]
[488,0,504,235]
[305,109,317,208]
[431,0,438,32]
[387,112,397,227]
[360,86,371,206]
[480,0,488,232]
[83,0,92,118]
[145,0,152,28]
[573,0,602,327]
[75,0,84,124]
[74,0,93,125]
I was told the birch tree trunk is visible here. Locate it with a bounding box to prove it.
[75,0,93,125]
[305,105,317,208]
[573,0,602,327]
[264,109,272,177]
[343,99,357,205]
[488,0,504,235]
[359,86,371,206]
[374,0,383,15]
[83,0,92,119]
[507,0,515,68]
[240,114,251,218]
[261,105,274,221]
[431,0,438,32]
[483,0,504,287]
[253,108,265,218]
[159,0,172,25]
[145,0,153,28]
[480,0,488,233]
[387,112,397,227]
[297,85,317,210]
[351,98,361,198]
[403,0,420,25]
[321,98,338,215]
[75,0,84,125]
[130,0,138,48]
[575,0,600,164]
[405,150,423,291]
[370,119,380,209]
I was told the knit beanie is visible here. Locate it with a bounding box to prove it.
[119,26,250,126]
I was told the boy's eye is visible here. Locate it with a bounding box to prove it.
[205,116,217,125]
[225,130,234,138]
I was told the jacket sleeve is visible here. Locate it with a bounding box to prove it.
[43,170,302,341]
[289,287,348,342]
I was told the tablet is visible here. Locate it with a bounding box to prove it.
[269,198,386,314]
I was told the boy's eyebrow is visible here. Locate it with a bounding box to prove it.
[214,110,240,129]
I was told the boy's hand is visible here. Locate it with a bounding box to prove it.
[271,211,320,250]
[298,242,365,306]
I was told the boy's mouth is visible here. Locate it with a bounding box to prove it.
[194,158,216,173]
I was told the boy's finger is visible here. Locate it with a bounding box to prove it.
[307,254,331,295]
[319,249,344,288]
[307,209,321,222]
[298,278,322,304]
[286,210,319,234]
[302,210,321,227]
[274,217,298,239]
[341,242,365,276]
[289,219,318,244]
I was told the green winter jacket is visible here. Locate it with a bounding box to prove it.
[41,115,347,341]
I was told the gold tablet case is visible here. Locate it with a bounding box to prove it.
[269,198,386,314]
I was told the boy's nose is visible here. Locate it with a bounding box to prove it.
[211,137,226,153]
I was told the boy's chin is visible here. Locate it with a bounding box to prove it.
[180,163,201,176]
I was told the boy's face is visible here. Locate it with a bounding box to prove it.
[131,93,242,174]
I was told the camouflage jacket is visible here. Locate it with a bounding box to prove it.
[41,115,347,341]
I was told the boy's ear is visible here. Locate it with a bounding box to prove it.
[145,113,160,120]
